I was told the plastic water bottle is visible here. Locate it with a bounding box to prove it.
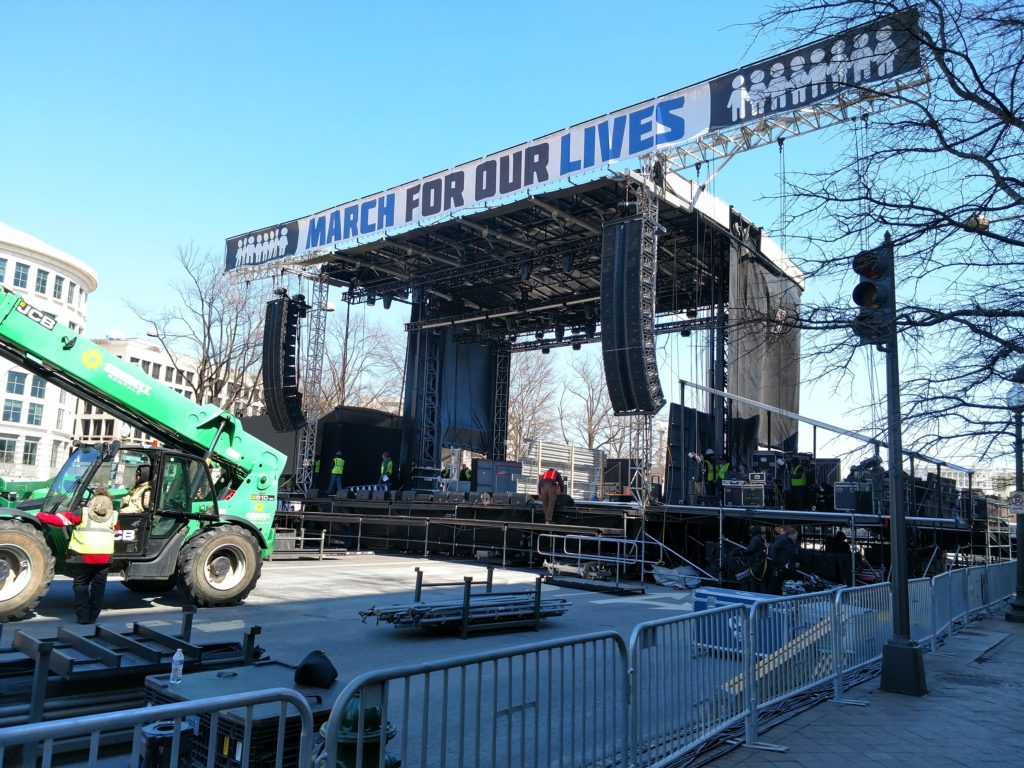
[169,648,184,684]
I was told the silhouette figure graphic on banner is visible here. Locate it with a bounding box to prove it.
[748,69,767,115]
[830,39,850,90]
[789,55,809,104]
[767,63,790,110]
[874,26,897,76]
[851,33,874,81]
[727,75,749,121]
[808,49,829,97]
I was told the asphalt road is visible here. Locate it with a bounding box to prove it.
[6,553,696,677]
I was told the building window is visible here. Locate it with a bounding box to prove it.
[50,441,60,469]
[130,357,139,364]
[2,400,21,423]
[22,439,38,466]
[6,371,26,395]
[59,389,66,404]
[26,403,43,426]
[56,408,64,430]
[53,274,64,300]
[68,281,76,304]
[30,375,45,399]
[83,402,92,415]
[34,269,49,294]
[0,435,15,463]
[152,363,161,378]
[141,360,150,374]
[13,263,29,289]
[176,371,184,385]
[0,258,6,283]
[165,367,173,382]
[104,419,114,436]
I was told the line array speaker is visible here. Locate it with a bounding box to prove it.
[262,297,306,432]
[600,217,665,414]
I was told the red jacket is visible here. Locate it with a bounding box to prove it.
[38,511,115,565]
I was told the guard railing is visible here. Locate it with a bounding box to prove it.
[0,562,1016,768]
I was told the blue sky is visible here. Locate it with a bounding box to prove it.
[1,1,873,453]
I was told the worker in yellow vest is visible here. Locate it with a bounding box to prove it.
[39,489,118,623]
[378,451,394,491]
[327,450,346,496]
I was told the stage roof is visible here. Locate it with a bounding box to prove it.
[304,169,803,349]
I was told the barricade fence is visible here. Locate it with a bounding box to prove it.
[0,564,1015,767]
[320,631,630,768]
[0,687,314,768]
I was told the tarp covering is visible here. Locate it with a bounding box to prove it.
[728,228,802,452]
[438,331,495,453]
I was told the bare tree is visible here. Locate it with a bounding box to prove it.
[505,350,560,460]
[558,356,627,453]
[319,306,406,413]
[756,0,1024,460]
[130,245,264,415]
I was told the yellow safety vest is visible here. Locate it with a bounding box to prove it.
[69,504,118,555]
[332,457,345,475]
[381,458,393,477]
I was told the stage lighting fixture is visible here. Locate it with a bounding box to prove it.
[535,331,544,341]
[572,342,582,351]
[686,308,698,318]
[382,293,393,310]
[555,325,565,341]
[520,263,532,282]
[273,287,289,297]
[366,295,376,306]
[680,329,691,337]
[585,322,597,339]
[541,347,550,355]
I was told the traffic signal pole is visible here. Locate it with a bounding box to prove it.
[852,233,927,696]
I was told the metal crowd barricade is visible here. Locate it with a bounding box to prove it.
[989,561,1016,607]
[947,567,969,626]
[745,590,838,716]
[832,583,890,700]
[930,571,953,649]
[908,577,935,646]
[966,565,987,618]
[0,687,314,768]
[628,605,749,767]
[321,631,629,768]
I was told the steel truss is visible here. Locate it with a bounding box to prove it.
[296,273,329,493]
[492,344,510,461]
[663,74,929,173]
[417,332,441,469]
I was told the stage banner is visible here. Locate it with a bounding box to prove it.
[225,10,919,272]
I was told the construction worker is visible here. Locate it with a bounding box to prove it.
[768,525,801,595]
[702,450,729,498]
[378,451,394,491]
[736,524,768,592]
[537,468,565,524]
[38,489,118,623]
[327,450,345,496]
[459,464,471,482]
[788,455,809,510]
[120,465,152,514]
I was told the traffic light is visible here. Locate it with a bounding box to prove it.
[851,233,896,346]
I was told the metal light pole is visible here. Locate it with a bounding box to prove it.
[1005,381,1024,622]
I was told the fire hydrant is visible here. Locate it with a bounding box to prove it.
[313,693,400,768]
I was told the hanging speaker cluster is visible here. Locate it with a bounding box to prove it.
[600,217,665,415]
[262,295,307,431]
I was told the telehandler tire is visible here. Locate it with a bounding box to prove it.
[0,518,55,622]
[177,525,262,607]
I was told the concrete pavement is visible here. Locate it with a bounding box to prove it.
[708,613,1024,767]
